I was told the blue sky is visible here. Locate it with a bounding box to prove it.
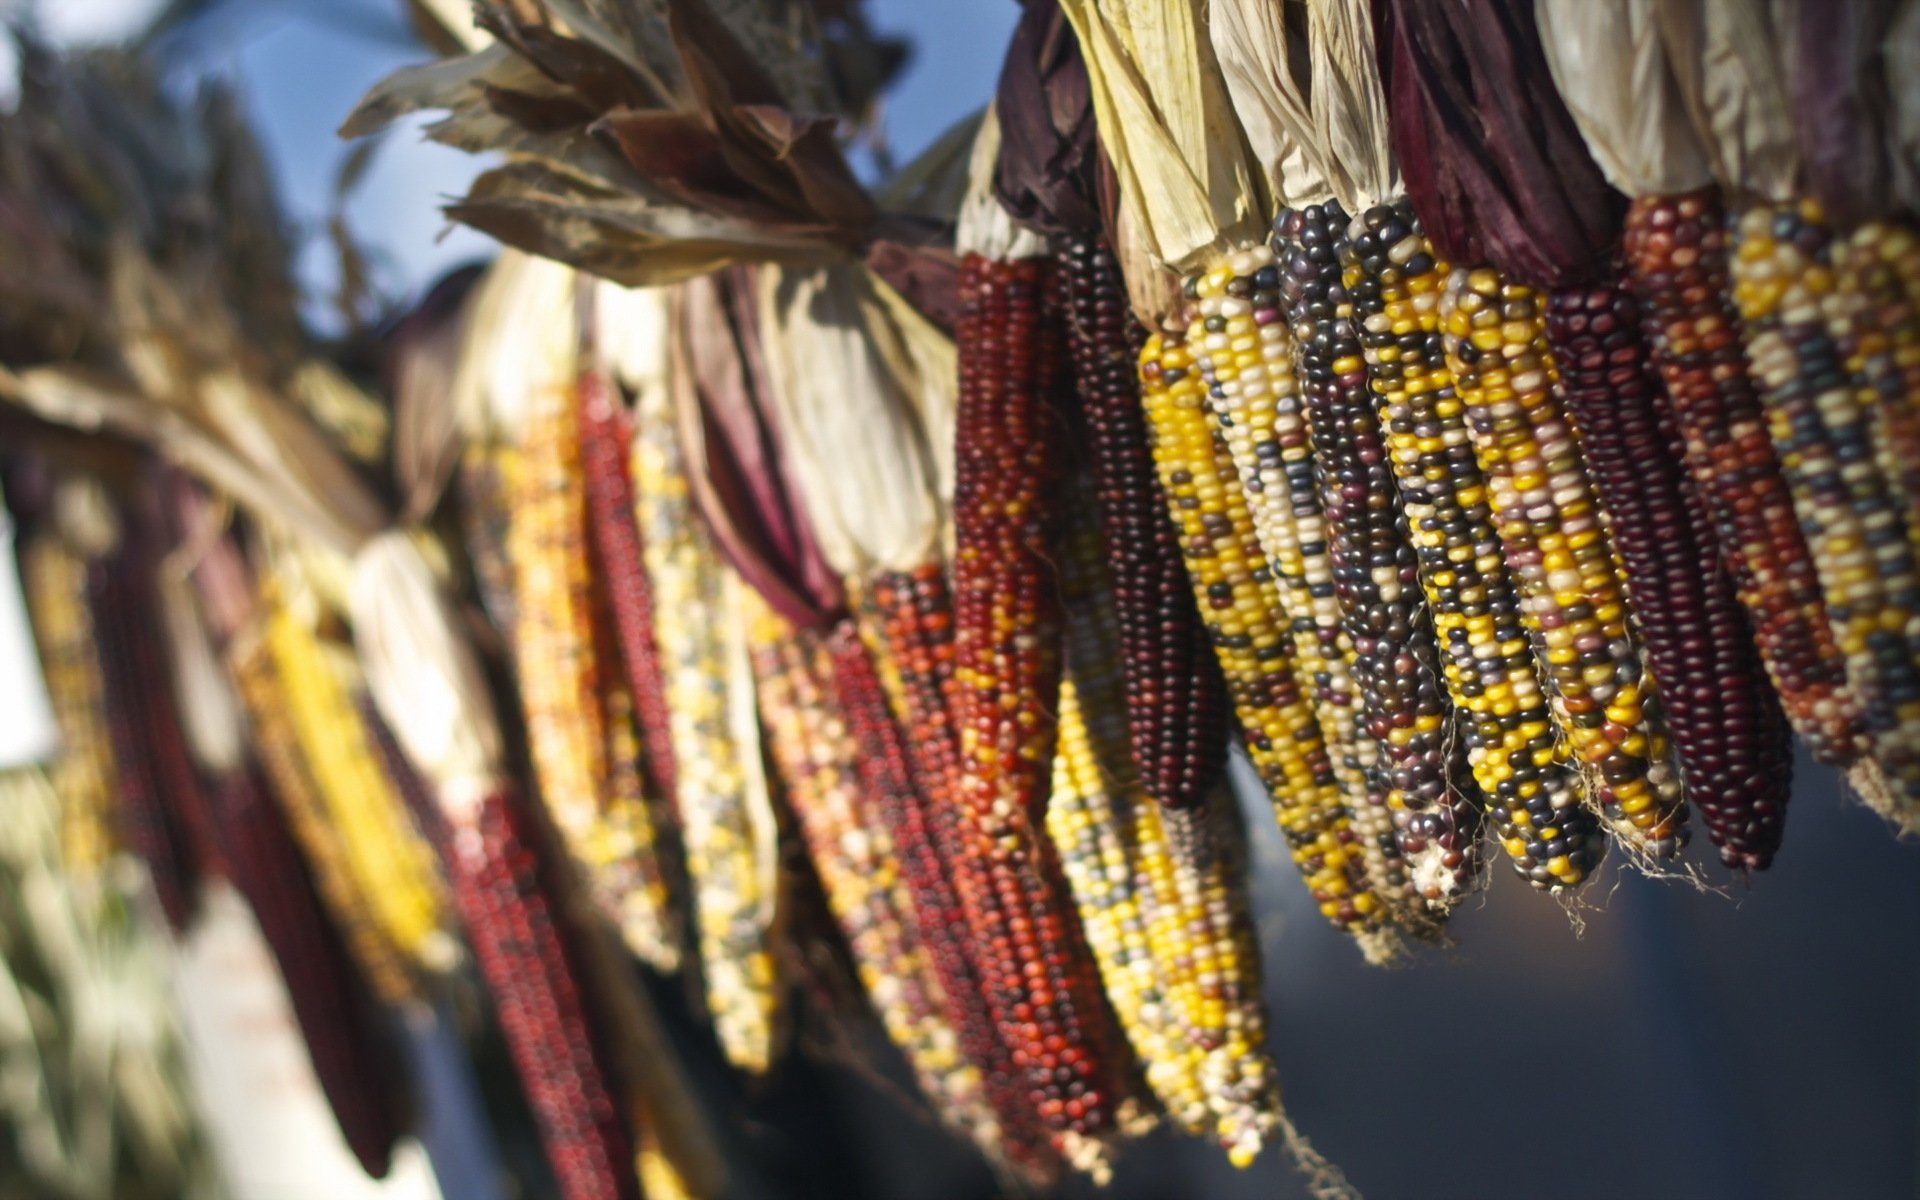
[9,0,1018,322]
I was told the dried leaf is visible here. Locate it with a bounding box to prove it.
[992,0,1101,237]
[1779,0,1899,227]
[956,105,1048,259]
[1655,0,1800,200]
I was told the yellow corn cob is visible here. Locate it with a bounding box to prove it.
[1182,256,1412,919]
[632,376,778,1073]
[228,632,420,1004]
[504,379,680,972]
[1139,330,1397,962]
[745,598,999,1149]
[1439,267,1689,860]
[20,535,119,873]
[262,587,452,976]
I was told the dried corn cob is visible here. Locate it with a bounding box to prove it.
[451,787,640,1200]
[1828,222,1920,563]
[229,633,420,1004]
[1546,284,1793,868]
[1182,246,1410,920]
[1275,204,1483,907]
[825,623,1055,1179]
[950,251,1119,1165]
[1439,267,1689,860]
[20,535,119,872]
[746,603,1000,1152]
[1057,234,1228,811]
[1340,203,1604,891]
[262,590,453,975]
[505,376,679,972]
[1140,331,1396,958]
[1052,511,1280,1165]
[1732,200,1920,812]
[210,766,407,1178]
[631,375,777,1073]
[577,369,679,807]
[1622,191,1863,768]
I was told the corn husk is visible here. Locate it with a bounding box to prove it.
[1208,0,1324,209]
[1654,0,1800,200]
[1535,0,1715,198]
[957,104,1050,261]
[991,0,1101,238]
[1776,0,1903,227]
[0,489,60,772]
[1057,0,1263,275]
[1890,1,1920,212]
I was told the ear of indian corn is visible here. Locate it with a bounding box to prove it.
[1621,191,1864,769]
[1274,204,1484,908]
[1181,246,1413,922]
[577,368,680,808]
[20,534,120,874]
[824,621,1057,1181]
[1339,202,1605,891]
[1544,283,1794,869]
[1057,234,1229,811]
[1732,199,1920,815]
[745,600,1001,1154]
[631,369,778,1073]
[505,373,680,973]
[261,588,454,976]
[1439,266,1690,861]
[1829,221,1920,558]
[209,765,408,1178]
[950,251,1121,1169]
[1139,330,1398,960]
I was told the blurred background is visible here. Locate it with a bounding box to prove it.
[3,2,1917,1198]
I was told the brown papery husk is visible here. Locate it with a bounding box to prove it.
[1376,0,1623,289]
[991,0,1102,238]
[1056,0,1263,275]
[1778,0,1904,228]
[1653,0,1800,201]
[1890,1,1920,214]
[1535,0,1715,199]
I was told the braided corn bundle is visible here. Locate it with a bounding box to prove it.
[1183,247,1411,920]
[631,371,778,1073]
[1140,331,1397,960]
[1275,204,1483,908]
[745,599,999,1149]
[20,535,119,873]
[1732,200,1920,815]
[1439,267,1689,861]
[504,374,680,972]
[1545,285,1793,869]
[261,584,453,977]
[1340,203,1603,891]
[1622,192,1864,770]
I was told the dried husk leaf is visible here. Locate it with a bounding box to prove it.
[451,249,580,441]
[753,263,943,574]
[389,266,483,524]
[1209,0,1322,208]
[1535,0,1714,198]
[1892,0,1920,212]
[348,530,506,826]
[1654,0,1800,200]
[991,0,1101,238]
[878,109,985,222]
[1778,0,1901,227]
[858,271,959,511]
[956,105,1048,260]
[1058,0,1263,272]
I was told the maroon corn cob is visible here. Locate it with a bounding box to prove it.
[1546,284,1794,869]
[1622,190,1864,768]
[213,766,407,1178]
[825,624,1054,1178]
[948,251,1119,1160]
[86,554,211,928]
[1057,234,1229,810]
[577,368,679,807]
[450,788,639,1200]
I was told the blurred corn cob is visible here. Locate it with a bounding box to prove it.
[1829,221,1920,552]
[1545,284,1793,869]
[1732,200,1920,815]
[1439,267,1690,861]
[630,359,778,1073]
[1340,202,1604,891]
[1182,246,1412,920]
[1622,191,1865,773]
[949,251,1121,1166]
[1275,204,1484,908]
[746,599,1000,1152]
[20,532,120,873]
[1140,330,1397,960]
[505,371,680,973]
[1057,234,1229,811]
